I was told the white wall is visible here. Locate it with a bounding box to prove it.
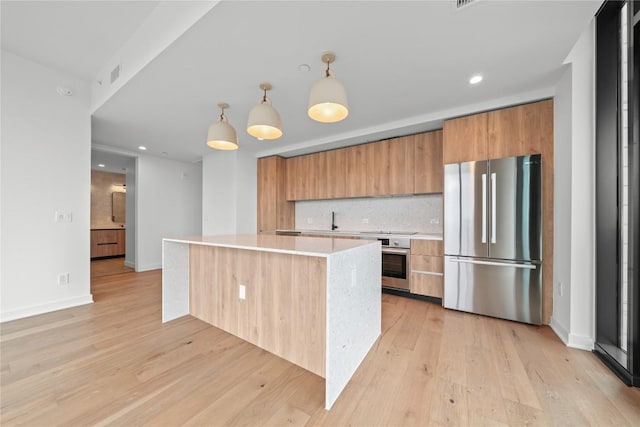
[0,51,93,322]
[551,64,573,341]
[202,149,256,236]
[125,160,136,269]
[550,20,596,350]
[136,156,202,271]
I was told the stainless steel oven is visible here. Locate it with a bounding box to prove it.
[379,237,411,291]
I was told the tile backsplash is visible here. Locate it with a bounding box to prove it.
[295,194,443,234]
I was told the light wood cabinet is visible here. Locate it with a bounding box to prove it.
[257,156,294,232]
[410,239,443,299]
[367,136,415,196]
[90,229,125,258]
[326,148,346,199]
[414,130,443,193]
[443,112,488,164]
[488,99,553,159]
[283,130,442,201]
[344,144,369,198]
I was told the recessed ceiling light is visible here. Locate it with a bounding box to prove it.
[469,75,483,85]
[98,163,105,168]
[138,146,147,150]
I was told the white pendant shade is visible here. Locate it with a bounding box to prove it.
[207,103,238,150]
[308,74,349,123]
[247,102,282,140]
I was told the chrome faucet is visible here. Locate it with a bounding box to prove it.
[331,211,338,230]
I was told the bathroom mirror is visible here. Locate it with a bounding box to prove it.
[112,192,126,223]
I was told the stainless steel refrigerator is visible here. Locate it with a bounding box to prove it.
[443,154,542,325]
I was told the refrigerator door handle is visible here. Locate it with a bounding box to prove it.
[481,173,487,243]
[491,172,497,244]
[448,257,537,270]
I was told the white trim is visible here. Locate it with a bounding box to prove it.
[0,294,94,323]
[124,260,136,269]
[549,316,569,345]
[568,333,594,351]
[138,263,162,272]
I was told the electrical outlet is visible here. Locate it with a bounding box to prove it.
[58,273,69,286]
[362,218,369,224]
[558,281,563,297]
[430,218,440,224]
[307,217,313,224]
[239,284,246,300]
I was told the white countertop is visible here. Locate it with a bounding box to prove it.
[164,234,380,257]
[275,229,443,241]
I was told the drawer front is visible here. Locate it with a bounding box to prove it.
[411,272,444,298]
[410,239,443,256]
[411,255,443,274]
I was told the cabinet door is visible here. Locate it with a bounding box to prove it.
[313,151,328,200]
[345,144,368,198]
[367,137,415,196]
[488,99,553,159]
[326,148,346,199]
[285,156,299,201]
[443,112,488,163]
[414,130,443,194]
[258,156,294,231]
[257,157,277,231]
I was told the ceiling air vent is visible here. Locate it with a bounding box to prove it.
[110,65,120,84]
[456,0,476,9]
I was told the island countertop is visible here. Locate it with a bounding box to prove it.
[163,233,379,257]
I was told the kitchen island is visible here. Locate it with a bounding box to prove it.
[162,234,381,409]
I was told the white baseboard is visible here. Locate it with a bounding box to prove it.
[549,317,594,351]
[0,294,94,323]
[568,333,594,351]
[124,260,135,269]
[549,316,569,345]
[138,263,162,272]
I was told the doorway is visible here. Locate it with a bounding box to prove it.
[90,149,137,277]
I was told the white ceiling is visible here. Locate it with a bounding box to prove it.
[0,0,159,81]
[2,1,602,163]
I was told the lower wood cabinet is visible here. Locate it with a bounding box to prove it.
[410,239,444,299]
[91,229,125,258]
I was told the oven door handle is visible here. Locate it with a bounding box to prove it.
[381,248,411,255]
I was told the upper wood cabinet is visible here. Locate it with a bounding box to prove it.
[443,112,488,164]
[326,148,346,199]
[283,129,443,201]
[344,144,369,198]
[488,99,553,159]
[257,156,294,232]
[367,136,415,196]
[443,99,553,164]
[414,130,443,194]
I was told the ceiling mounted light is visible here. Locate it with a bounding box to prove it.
[207,102,239,151]
[247,82,282,140]
[469,74,483,84]
[308,51,349,123]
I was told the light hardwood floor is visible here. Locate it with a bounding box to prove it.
[1,269,639,426]
[91,256,134,278]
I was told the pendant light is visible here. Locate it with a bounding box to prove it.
[308,51,349,123]
[247,82,282,140]
[207,103,238,150]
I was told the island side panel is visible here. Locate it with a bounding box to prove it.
[189,244,326,377]
[325,242,381,409]
[162,240,190,323]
